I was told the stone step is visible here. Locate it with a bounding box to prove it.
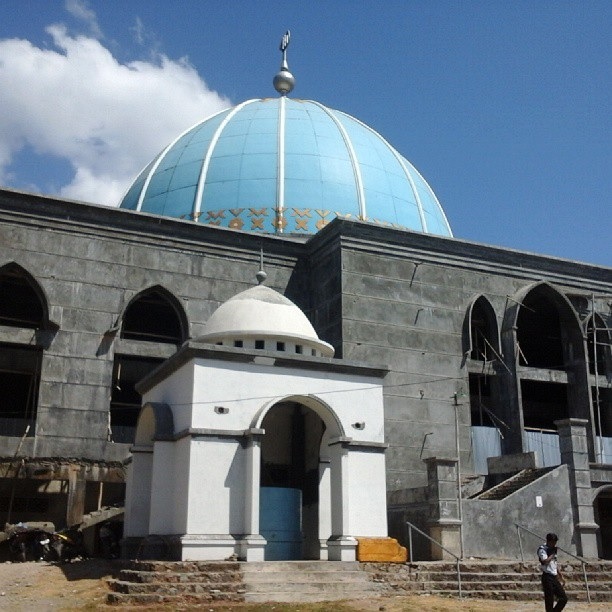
[244,589,380,603]
[108,578,245,596]
[240,561,380,603]
[107,592,240,605]
[415,572,612,585]
[245,579,372,594]
[242,560,361,572]
[429,589,612,602]
[243,570,370,585]
[419,579,609,591]
[116,568,242,584]
[117,559,240,573]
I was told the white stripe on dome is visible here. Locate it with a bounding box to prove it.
[309,101,366,220]
[276,96,286,232]
[402,160,453,237]
[193,99,258,219]
[395,158,429,233]
[336,110,453,237]
[134,107,230,212]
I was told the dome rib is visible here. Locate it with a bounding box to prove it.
[276,96,286,228]
[310,101,366,221]
[120,97,453,237]
[194,99,257,220]
[134,107,229,212]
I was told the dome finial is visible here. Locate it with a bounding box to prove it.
[256,247,267,285]
[273,30,295,96]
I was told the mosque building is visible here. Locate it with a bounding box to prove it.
[0,35,611,561]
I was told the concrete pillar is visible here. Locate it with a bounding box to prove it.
[424,456,461,560]
[318,458,331,559]
[239,429,266,561]
[555,418,599,558]
[123,448,153,537]
[66,466,86,527]
[327,439,357,561]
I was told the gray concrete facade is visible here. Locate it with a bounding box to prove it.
[1,187,611,558]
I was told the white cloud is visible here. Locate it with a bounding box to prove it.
[64,0,103,39]
[0,23,230,206]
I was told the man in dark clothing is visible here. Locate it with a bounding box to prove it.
[537,532,568,611]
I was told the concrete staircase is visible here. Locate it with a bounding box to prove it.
[107,560,245,606]
[107,560,383,605]
[106,558,612,605]
[473,468,555,500]
[367,559,612,602]
[242,561,379,603]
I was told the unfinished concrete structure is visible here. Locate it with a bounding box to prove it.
[0,44,610,560]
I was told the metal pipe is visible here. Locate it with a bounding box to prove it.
[592,293,604,463]
[406,521,462,598]
[517,524,524,563]
[454,394,465,559]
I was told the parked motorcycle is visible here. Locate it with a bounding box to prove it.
[7,527,53,562]
[47,526,87,562]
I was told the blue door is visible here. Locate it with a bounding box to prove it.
[260,487,302,560]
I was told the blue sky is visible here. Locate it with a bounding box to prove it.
[0,1,609,266]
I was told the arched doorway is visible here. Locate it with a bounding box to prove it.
[259,398,336,560]
[594,488,612,559]
[508,283,592,464]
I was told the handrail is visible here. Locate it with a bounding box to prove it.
[515,523,591,604]
[406,521,462,598]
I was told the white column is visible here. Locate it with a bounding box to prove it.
[318,458,331,559]
[239,428,266,561]
[327,439,357,561]
[124,447,153,537]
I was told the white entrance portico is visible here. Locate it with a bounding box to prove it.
[123,281,392,562]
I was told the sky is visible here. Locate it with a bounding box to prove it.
[0,1,609,266]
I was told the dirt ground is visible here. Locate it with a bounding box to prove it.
[0,559,609,611]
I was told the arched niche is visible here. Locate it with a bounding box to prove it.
[464,295,500,362]
[513,282,583,370]
[254,395,345,561]
[120,285,188,345]
[0,262,52,329]
[135,402,174,447]
[505,282,593,456]
[110,286,188,444]
[124,403,174,540]
[0,263,54,438]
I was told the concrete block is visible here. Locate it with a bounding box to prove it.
[487,452,537,474]
[356,537,407,562]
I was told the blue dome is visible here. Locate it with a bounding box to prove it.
[120,98,452,237]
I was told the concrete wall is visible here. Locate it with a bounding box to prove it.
[0,189,305,462]
[307,220,612,493]
[463,465,576,558]
[2,190,612,553]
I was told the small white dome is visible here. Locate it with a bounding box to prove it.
[198,284,334,358]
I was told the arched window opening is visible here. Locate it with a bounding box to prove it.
[587,316,611,376]
[109,356,164,443]
[469,297,498,361]
[594,490,612,559]
[0,344,40,437]
[121,290,185,344]
[593,387,612,438]
[469,374,500,427]
[516,292,564,369]
[521,380,568,430]
[0,266,45,328]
